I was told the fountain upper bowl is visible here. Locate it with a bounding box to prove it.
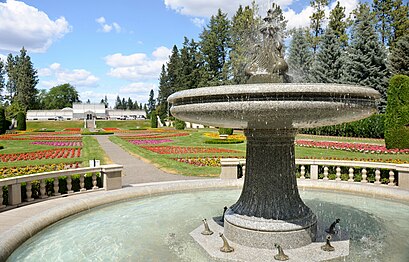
[167,83,380,129]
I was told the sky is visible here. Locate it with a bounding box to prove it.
[0,0,361,106]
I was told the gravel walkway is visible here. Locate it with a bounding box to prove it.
[94,135,202,185]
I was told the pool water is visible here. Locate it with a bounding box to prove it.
[8,189,409,261]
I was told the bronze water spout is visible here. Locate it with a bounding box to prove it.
[220,206,228,222]
[201,218,213,235]
[273,243,289,261]
[325,218,340,235]
[219,233,234,253]
[321,235,335,252]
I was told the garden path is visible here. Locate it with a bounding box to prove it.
[94,135,202,185]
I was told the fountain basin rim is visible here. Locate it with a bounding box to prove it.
[167,83,380,105]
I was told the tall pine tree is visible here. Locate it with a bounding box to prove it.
[309,28,343,83]
[328,1,348,47]
[0,59,5,102]
[341,3,389,112]
[309,0,329,54]
[389,34,409,76]
[287,28,313,83]
[372,0,394,46]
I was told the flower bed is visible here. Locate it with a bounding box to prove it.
[204,132,246,140]
[64,128,81,132]
[0,135,81,141]
[119,132,189,140]
[31,141,83,147]
[103,127,120,131]
[129,139,173,145]
[295,140,409,154]
[141,146,241,154]
[0,162,81,178]
[0,148,81,162]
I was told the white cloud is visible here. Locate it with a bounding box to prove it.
[39,63,99,88]
[96,16,121,33]
[284,0,358,30]
[191,17,205,28]
[119,82,157,94]
[0,54,6,62]
[105,46,172,81]
[0,0,71,53]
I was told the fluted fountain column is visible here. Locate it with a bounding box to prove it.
[224,128,317,249]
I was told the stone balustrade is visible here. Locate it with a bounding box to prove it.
[0,164,123,211]
[220,158,409,190]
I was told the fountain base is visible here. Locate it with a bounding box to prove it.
[224,210,317,249]
[190,219,349,262]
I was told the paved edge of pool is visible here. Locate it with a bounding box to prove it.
[1,178,409,261]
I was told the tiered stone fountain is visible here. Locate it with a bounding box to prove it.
[168,6,380,261]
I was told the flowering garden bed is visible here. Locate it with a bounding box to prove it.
[0,148,81,162]
[129,139,173,145]
[140,146,241,155]
[0,162,81,178]
[31,141,83,147]
[295,140,409,154]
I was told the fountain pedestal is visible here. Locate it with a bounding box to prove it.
[224,128,316,249]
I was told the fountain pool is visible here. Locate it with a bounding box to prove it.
[8,188,409,261]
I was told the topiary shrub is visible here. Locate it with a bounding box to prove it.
[16,112,26,131]
[0,108,6,134]
[150,112,158,128]
[219,127,233,135]
[174,118,186,130]
[385,75,409,149]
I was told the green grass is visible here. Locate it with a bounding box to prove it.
[81,136,111,166]
[96,120,150,129]
[27,121,84,130]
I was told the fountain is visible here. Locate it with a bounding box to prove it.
[167,5,380,260]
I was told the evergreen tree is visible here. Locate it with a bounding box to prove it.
[372,0,394,46]
[0,108,6,134]
[115,95,122,109]
[391,0,409,45]
[5,54,17,102]
[86,99,91,104]
[16,111,26,131]
[14,48,39,110]
[103,95,109,108]
[389,34,409,76]
[179,37,203,90]
[287,28,313,83]
[328,1,348,46]
[127,97,133,110]
[199,9,231,85]
[229,4,258,84]
[0,59,5,102]
[147,89,156,117]
[341,3,389,112]
[121,98,126,109]
[309,29,343,83]
[133,100,139,110]
[309,0,329,54]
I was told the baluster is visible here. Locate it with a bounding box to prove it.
[361,168,368,183]
[80,174,86,192]
[335,167,341,181]
[242,165,246,177]
[67,175,74,193]
[0,187,5,209]
[26,182,34,201]
[388,170,396,186]
[92,173,99,190]
[300,165,305,179]
[39,179,48,199]
[374,169,381,184]
[348,167,354,182]
[323,166,329,180]
[53,177,61,196]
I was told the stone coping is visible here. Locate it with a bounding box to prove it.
[0,179,409,261]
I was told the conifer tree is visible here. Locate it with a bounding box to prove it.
[14,48,39,110]
[309,0,329,54]
[199,9,231,85]
[309,29,343,83]
[287,28,313,83]
[389,34,409,76]
[328,1,348,46]
[391,0,409,45]
[341,3,389,112]
[115,95,122,109]
[121,98,126,109]
[0,60,5,102]
[5,54,17,102]
[372,0,394,46]
[127,97,133,110]
[147,89,156,117]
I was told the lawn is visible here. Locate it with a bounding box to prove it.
[1,125,408,179]
[96,120,150,129]
[27,120,84,130]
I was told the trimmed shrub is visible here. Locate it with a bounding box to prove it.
[385,75,409,149]
[0,108,6,134]
[174,119,186,130]
[219,128,234,135]
[81,131,113,135]
[150,112,158,128]
[16,112,26,131]
[300,114,385,139]
[204,139,244,144]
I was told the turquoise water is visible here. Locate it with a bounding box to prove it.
[8,189,409,261]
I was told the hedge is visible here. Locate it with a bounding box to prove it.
[150,112,158,128]
[16,111,26,131]
[174,119,186,130]
[218,128,234,135]
[0,108,6,134]
[384,75,409,149]
[300,114,385,139]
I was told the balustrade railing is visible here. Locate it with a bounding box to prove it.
[220,158,409,190]
[0,164,123,211]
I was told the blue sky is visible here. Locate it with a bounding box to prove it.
[0,0,360,106]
